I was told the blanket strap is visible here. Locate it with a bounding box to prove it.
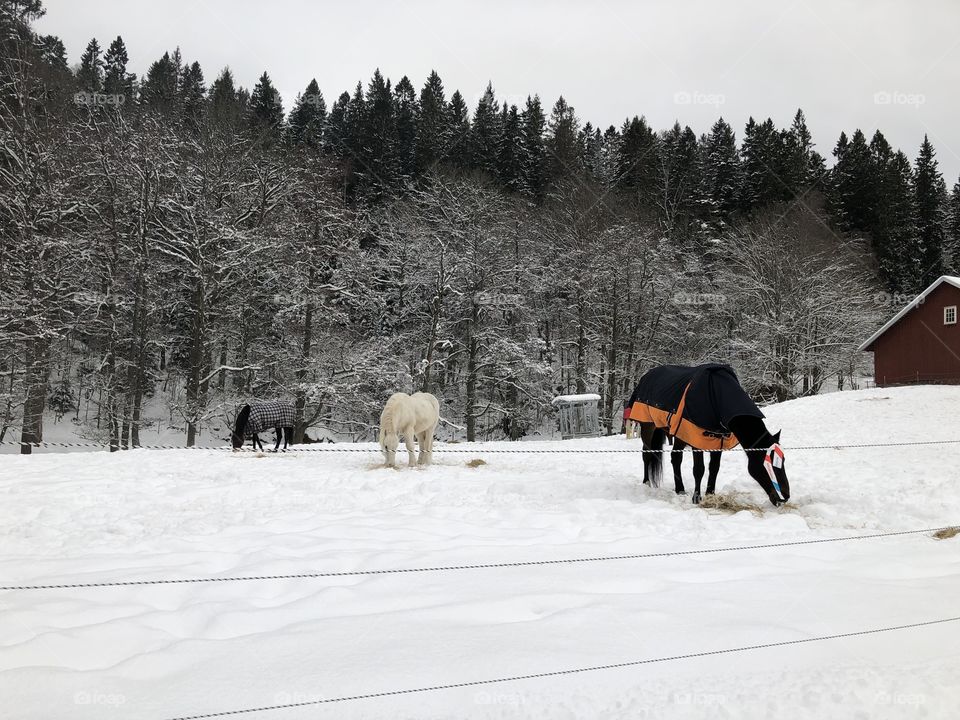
[667,381,692,436]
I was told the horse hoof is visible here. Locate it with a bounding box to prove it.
[692,492,701,504]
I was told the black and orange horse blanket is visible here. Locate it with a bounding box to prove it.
[627,363,763,451]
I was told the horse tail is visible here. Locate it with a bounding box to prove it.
[648,427,667,485]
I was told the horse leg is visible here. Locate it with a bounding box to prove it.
[692,450,705,504]
[404,426,417,467]
[272,427,282,452]
[423,429,434,465]
[284,426,293,450]
[705,451,721,496]
[416,431,427,465]
[639,423,651,484]
[670,438,686,495]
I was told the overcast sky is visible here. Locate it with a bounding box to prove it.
[37,0,960,183]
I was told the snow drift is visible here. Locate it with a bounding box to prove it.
[1,386,958,719]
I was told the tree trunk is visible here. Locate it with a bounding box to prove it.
[294,268,314,444]
[217,345,228,392]
[0,357,15,443]
[465,302,479,442]
[422,311,438,394]
[604,288,619,435]
[185,283,205,447]
[118,396,129,450]
[129,275,148,448]
[130,385,143,447]
[20,338,51,454]
[576,292,587,394]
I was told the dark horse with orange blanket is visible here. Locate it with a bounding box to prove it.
[626,363,789,506]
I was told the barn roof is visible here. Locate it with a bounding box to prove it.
[858,275,960,351]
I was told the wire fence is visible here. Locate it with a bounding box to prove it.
[164,615,960,719]
[3,525,955,592]
[3,438,958,717]
[3,438,960,453]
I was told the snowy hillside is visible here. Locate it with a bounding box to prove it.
[1,386,959,719]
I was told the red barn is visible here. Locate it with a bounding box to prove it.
[859,276,960,386]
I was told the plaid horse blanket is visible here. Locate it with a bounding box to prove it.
[627,363,763,451]
[246,400,296,435]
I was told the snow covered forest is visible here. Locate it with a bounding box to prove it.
[2,1,959,450]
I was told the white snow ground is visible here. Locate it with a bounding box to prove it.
[1,385,959,720]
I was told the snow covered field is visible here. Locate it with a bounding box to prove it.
[1,386,959,719]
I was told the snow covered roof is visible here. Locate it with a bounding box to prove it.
[858,275,960,351]
[551,393,601,405]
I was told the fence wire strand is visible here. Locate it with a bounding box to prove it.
[3,525,955,592]
[164,615,960,719]
[3,438,960,453]
[3,439,958,718]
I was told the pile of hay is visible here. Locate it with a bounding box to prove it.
[933,526,960,540]
[466,458,487,468]
[698,491,770,516]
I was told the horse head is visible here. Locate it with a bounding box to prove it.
[761,430,789,505]
[232,405,251,450]
[727,417,791,506]
[379,426,399,467]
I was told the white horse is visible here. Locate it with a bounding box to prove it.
[378,392,440,467]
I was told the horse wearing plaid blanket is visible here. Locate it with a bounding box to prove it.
[231,400,296,452]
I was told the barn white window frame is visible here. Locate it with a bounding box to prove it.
[945,305,958,325]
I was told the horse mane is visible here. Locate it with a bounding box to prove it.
[380,404,396,434]
[727,414,775,449]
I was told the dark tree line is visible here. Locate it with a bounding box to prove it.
[1,0,956,451]
[63,20,960,287]
[829,130,953,291]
